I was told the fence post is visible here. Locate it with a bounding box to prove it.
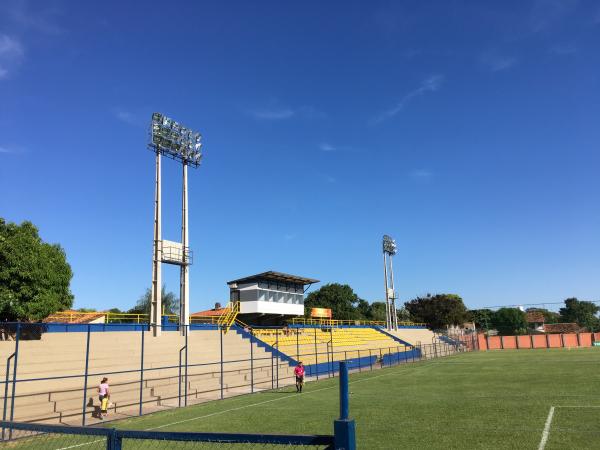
[275,329,280,388]
[139,327,145,416]
[334,362,356,450]
[184,327,189,406]
[220,326,224,400]
[250,332,254,394]
[9,323,21,436]
[314,328,319,380]
[379,348,383,368]
[107,428,122,450]
[81,324,91,426]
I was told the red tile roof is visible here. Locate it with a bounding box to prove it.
[43,310,107,324]
[543,323,580,334]
[190,308,229,317]
[526,311,545,323]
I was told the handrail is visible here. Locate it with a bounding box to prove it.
[289,318,426,327]
[217,301,239,334]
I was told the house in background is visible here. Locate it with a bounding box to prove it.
[526,311,545,332]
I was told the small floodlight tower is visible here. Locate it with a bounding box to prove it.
[149,112,203,337]
[382,235,398,331]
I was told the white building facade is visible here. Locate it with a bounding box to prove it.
[227,271,319,320]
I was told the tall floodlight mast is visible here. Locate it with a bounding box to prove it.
[382,235,398,331]
[149,112,203,337]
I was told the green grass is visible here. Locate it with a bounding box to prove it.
[6,349,600,449]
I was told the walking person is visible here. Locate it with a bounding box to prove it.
[294,362,305,393]
[98,377,110,420]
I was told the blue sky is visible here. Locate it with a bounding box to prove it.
[1,0,599,313]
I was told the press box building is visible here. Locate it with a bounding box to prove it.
[227,271,319,325]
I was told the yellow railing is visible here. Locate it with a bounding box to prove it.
[44,311,228,325]
[217,301,239,334]
[290,318,425,327]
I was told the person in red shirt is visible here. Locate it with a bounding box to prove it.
[294,362,305,393]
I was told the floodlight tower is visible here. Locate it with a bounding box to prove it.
[149,112,203,337]
[382,235,398,331]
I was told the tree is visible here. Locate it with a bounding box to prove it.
[559,298,600,331]
[129,285,179,315]
[404,294,468,329]
[0,218,74,321]
[468,309,494,330]
[491,308,527,335]
[368,302,387,322]
[304,283,364,320]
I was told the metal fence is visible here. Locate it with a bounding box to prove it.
[0,322,474,428]
[0,361,359,449]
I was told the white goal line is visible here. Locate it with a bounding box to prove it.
[538,405,600,450]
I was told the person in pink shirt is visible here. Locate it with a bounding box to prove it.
[97,377,110,419]
[294,362,305,393]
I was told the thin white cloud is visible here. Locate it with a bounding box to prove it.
[410,169,433,180]
[248,105,325,121]
[482,54,517,72]
[0,146,14,153]
[549,44,577,56]
[530,0,578,33]
[0,145,23,155]
[1,1,64,35]
[250,108,295,120]
[371,75,444,124]
[283,233,297,241]
[0,34,25,80]
[319,143,336,152]
[113,109,143,126]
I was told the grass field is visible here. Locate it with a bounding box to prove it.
[5,348,600,449]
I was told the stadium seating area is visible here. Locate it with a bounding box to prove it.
[0,329,293,424]
[252,326,410,365]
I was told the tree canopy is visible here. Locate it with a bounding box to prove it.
[0,219,74,321]
[404,294,468,329]
[129,285,179,315]
[304,283,364,320]
[559,298,599,331]
[491,307,527,335]
[468,309,494,330]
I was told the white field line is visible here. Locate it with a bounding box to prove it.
[538,406,555,450]
[55,362,426,449]
[147,365,420,430]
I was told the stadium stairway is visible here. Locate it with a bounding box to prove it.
[0,329,294,424]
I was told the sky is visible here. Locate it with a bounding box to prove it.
[1,0,599,313]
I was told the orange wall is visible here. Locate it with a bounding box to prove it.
[476,332,596,351]
[517,335,531,349]
[502,336,517,349]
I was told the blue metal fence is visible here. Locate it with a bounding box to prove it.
[0,362,358,449]
[0,322,465,428]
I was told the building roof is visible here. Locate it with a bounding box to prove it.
[190,307,229,317]
[526,311,545,323]
[227,271,319,286]
[43,310,107,324]
[543,323,580,334]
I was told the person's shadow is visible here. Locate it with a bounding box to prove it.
[87,397,101,419]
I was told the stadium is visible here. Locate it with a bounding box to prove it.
[2,2,600,450]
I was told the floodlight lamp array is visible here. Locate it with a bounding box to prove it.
[382,235,397,255]
[149,112,202,167]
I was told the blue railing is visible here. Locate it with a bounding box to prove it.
[0,362,358,449]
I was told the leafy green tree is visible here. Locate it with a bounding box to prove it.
[304,283,364,320]
[368,301,387,322]
[0,218,74,321]
[404,294,468,329]
[356,299,371,320]
[468,309,494,330]
[491,308,527,335]
[397,307,412,323]
[559,298,600,331]
[129,285,179,315]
